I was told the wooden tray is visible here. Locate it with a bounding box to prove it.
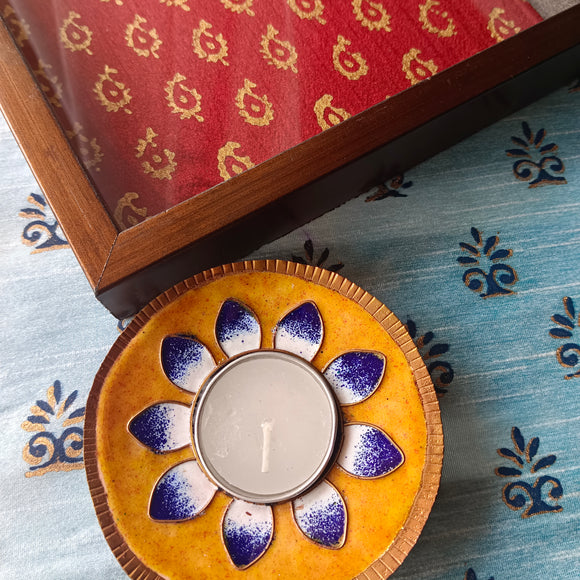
[1,5,579,318]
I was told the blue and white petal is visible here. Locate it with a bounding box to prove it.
[161,335,216,393]
[128,402,191,453]
[338,423,404,478]
[149,460,217,521]
[223,499,273,569]
[216,299,261,357]
[274,302,323,361]
[292,480,346,549]
[324,351,385,405]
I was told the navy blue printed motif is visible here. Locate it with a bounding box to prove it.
[506,122,566,188]
[465,569,494,580]
[457,228,517,298]
[365,174,413,201]
[549,296,580,380]
[406,319,454,397]
[21,381,85,477]
[19,193,69,253]
[117,317,133,333]
[291,239,344,272]
[495,427,563,518]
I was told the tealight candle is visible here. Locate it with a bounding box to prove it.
[192,350,340,504]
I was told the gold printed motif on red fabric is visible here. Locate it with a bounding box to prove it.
[160,0,191,11]
[333,36,369,80]
[402,48,438,85]
[314,94,351,130]
[487,7,521,43]
[217,142,254,180]
[94,65,132,114]
[59,11,93,55]
[34,61,63,108]
[235,80,274,126]
[126,14,162,59]
[100,0,123,5]
[136,128,177,180]
[2,6,30,47]
[260,25,298,73]
[65,123,103,172]
[287,0,327,24]
[113,192,148,229]
[165,73,204,121]
[221,0,255,17]
[352,0,391,32]
[418,1,457,38]
[192,20,229,66]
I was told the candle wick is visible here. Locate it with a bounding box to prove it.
[261,420,274,473]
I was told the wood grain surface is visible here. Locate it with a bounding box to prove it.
[1,7,579,317]
[0,20,116,288]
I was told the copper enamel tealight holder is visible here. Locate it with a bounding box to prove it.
[85,260,443,579]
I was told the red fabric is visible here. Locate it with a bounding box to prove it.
[3,0,541,228]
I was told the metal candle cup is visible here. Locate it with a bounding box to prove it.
[192,350,340,504]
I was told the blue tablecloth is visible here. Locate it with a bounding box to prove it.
[1,84,578,579]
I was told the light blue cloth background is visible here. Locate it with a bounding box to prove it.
[0,85,578,579]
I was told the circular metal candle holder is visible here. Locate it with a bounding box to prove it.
[192,350,341,504]
[85,260,443,580]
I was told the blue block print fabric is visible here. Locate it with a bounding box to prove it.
[0,85,579,579]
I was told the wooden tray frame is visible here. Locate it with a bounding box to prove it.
[1,6,579,318]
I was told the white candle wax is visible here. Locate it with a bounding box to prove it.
[193,351,338,503]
